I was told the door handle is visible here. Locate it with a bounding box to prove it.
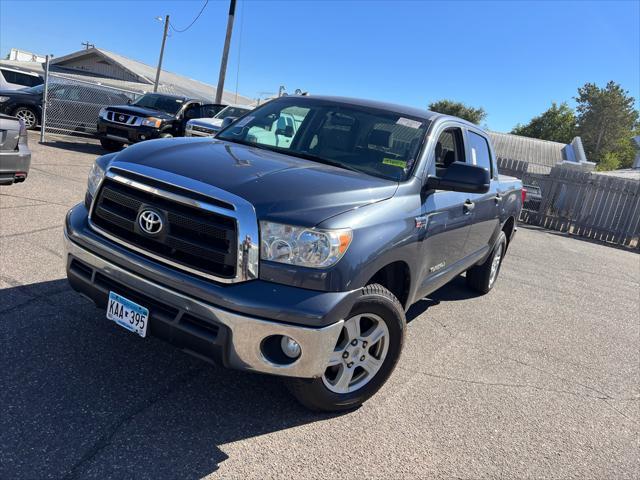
[463,199,475,214]
[495,193,502,203]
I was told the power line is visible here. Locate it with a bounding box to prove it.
[234,0,245,103]
[170,0,209,33]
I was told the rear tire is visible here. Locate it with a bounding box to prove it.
[13,106,38,129]
[100,138,124,152]
[286,284,406,412]
[466,231,507,294]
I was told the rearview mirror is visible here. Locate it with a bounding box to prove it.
[426,162,490,194]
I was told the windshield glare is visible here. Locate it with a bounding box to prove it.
[132,93,184,115]
[216,98,428,181]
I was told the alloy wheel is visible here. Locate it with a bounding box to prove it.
[15,109,36,128]
[489,243,503,288]
[322,313,390,394]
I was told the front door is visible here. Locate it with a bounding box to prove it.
[416,126,474,296]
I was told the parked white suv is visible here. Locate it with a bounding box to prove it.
[0,67,43,91]
[185,104,252,137]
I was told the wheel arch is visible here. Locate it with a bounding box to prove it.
[364,260,411,310]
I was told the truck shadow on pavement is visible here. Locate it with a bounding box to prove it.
[1,276,469,479]
[406,275,477,323]
[0,279,344,479]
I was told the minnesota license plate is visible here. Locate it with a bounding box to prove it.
[106,291,149,338]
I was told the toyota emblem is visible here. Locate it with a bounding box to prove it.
[138,210,163,235]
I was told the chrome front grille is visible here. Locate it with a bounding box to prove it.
[107,111,140,125]
[88,166,259,283]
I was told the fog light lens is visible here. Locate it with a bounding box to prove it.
[280,336,301,359]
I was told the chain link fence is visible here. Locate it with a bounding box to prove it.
[41,73,141,139]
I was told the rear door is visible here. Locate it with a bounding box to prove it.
[464,129,500,254]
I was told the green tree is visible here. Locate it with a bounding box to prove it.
[428,99,487,125]
[595,152,620,171]
[575,81,639,167]
[511,102,577,144]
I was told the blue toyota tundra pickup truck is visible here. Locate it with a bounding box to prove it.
[64,95,523,411]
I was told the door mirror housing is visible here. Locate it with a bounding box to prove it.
[220,116,237,129]
[426,162,490,194]
[276,124,294,138]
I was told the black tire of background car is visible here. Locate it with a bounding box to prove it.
[286,283,406,412]
[13,106,39,130]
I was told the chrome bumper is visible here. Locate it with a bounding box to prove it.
[64,232,344,378]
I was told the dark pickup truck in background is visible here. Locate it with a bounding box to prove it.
[65,95,523,411]
[96,92,225,151]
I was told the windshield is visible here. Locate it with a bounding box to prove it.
[216,98,428,181]
[132,93,185,115]
[21,84,44,94]
[214,106,251,119]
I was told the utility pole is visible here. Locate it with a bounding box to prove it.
[214,0,236,104]
[154,15,170,93]
[81,41,94,50]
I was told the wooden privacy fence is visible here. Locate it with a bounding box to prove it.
[519,165,640,250]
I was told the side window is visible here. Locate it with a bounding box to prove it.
[3,70,40,87]
[467,131,492,175]
[184,104,201,119]
[434,128,465,174]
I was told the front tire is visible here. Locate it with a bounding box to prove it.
[466,231,507,294]
[13,106,39,129]
[286,284,406,412]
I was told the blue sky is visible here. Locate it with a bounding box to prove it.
[1,0,638,132]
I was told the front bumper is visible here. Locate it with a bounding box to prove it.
[96,120,161,144]
[0,142,31,185]
[64,210,348,378]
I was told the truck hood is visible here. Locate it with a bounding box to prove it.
[109,137,398,225]
[189,117,224,128]
[106,105,174,120]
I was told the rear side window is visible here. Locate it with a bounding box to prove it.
[1,69,42,87]
[467,131,492,175]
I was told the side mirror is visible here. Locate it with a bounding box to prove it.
[426,162,490,194]
[276,124,294,138]
[220,116,237,129]
[127,98,133,105]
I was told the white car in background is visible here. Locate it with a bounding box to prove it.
[185,104,253,137]
[0,66,43,91]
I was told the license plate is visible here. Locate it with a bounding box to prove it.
[106,291,149,338]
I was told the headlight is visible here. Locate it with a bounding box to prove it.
[141,117,162,128]
[98,107,107,118]
[260,221,352,268]
[0,96,10,102]
[87,161,106,197]
[185,122,193,130]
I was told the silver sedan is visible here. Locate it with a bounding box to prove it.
[0,114,31,185]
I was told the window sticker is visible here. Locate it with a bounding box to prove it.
[382,158,407,168]
[396,117,422,129]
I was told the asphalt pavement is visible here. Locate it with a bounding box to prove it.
[1,132,638,479]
